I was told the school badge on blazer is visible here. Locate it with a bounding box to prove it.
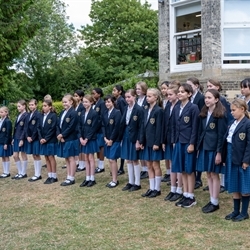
[96,107,100,112]
[209,123,215,129]
[2,128,6,132]
[133,116,138,121]
[47,119,52,124]
[144,105,148,110]
[66,118,70,123]
[78,112,81,116]
[184,116,190,123]
[239,133,246,140]
[87,119,92,125]
[109,119,114,125]
[20,121,24,126]
[31,120,36,125]
[150,118,155,124]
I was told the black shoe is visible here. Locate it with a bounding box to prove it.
[42,164,47,168]
[202,203,219,213]
[17,174,28,179]
[62,165,67,169]
[108,181,119,188]
[203,185,209,191]
[141,189,153,197]
[60,179,75,186]
[95,167,105,173]
[175,196,187,207]
[194,181,203,189]
[0,173,10,178]
[129,185,141,192]
[164,192,175,201]
[202,201,211,212]
[232,213,249,222]
[161,174,170,182]
[87,180,96,187]
[220,185,225,193]
[225,211,240,220]
[44,177,52,184]
[11,174,19,180]
[28,176,42,182]
[80,180,89,187]
[122,183,133,191]
[50,178,58,183]
[76,167,85,172]
[169,193,183,202]
[140,171,149,179]
[117,169,125,175]
[147,190,161,198]
[181,197,197,208]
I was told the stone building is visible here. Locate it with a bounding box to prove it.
[158,0,250,99]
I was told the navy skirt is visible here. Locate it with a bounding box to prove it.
[26,140,40,155]
[196,148,225,174]
[57,139,79,158]
[80,139,99,154]
[226,143,250,194]
[163,144,173,161]
[121,127,139,161]
[97,133,105,148]
[104,142,121,160]
[13,139,26,153]
[140,144,163,161]
[172,142,196,174]
[40,142,57,156]
[0,144,13,157]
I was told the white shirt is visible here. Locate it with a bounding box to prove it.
[60,110,68,128]
[0,117,5,129]
[179,102,188,116]
[42,112,49,127]
[206,111,212,126]
[191,91,198,103]
[126,105,134,125]
[227,120,240,143]
[137,96,145,107]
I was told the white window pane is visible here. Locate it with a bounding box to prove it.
[224,28,250,56]
[176,2,201,17]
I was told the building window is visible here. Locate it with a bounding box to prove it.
[170,0,202,72]
[222,0,250,65]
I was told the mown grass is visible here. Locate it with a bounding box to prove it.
[0,157,249,250]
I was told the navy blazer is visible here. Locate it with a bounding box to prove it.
[56,107,78,141]
[172,101,199,144]
[13,112,29,140]
[75,102,85,116]
[119,103,144,144]
[0,118,12,145]
[94,99,107,133]
[197,114,227,152]
[225,117,250,166]
[116,96,127,115]
[220,96,233,123]
[137,96,149,109]
[193,91,205,111]
[26,110,41,141]
[79,108,99,140]
[142,105,163,147]
[102,108,121,142]
[37,112,57,143]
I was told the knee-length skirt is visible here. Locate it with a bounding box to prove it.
[57,139,79,158]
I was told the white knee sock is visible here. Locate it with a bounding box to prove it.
[134,164,141,186]
[127,163,135,185]
[22,160,28,175]
[154,176,162,191]
[16,161,22,174]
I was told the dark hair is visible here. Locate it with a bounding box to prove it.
[161,81,170,87]
[93,88,104,97]
[179,83,193,100]
[104,95,116,104]
[43,99,56,113]
[29,99,38,105]
[74,90,85,98]
[207,79,222,92]
[187,77,204,92]
[17,99,27,111]
[114,85,125,98]
[200,89,225,118]
[240,78,250,89]
[170,80,181,88]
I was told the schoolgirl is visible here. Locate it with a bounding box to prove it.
[186,77,205,189]
[240,78,250,111]
[92,88,107,173]
[102,95,121,188]
[25,99,42,182]
[135,81,149,179]
[0,106,13,178]
[112,85,127,175]
[163,85,183,202]
[79,95,99,187]
[12,100,29,180]
[171,83,199,207]
[38,99,58,184]
[224,99,250,222]
[74,90,86,172]
[141,88,163,198]
[57,94,79,186]
[196,89,227,213]
[120,89,144,192]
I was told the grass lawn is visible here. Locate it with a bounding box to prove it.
[0,157,249,250]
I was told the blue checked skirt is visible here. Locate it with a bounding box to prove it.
[121,127,139,161]
[172,142,197,174]
[104,142,121,160]
[57,139,79,158]
[0,144,13,157]
[26,140,40,155]
[226,143,250,194]
[97,133,105,148]
[40,142,57,156]
[80,139,99,154]
[163,144,173,161]
[196,148,225,174]
[13,139,26,153]
[140,144,163,161]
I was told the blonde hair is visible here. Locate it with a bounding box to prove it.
[0,106,9,117]
[136,81,148,95]
[83,94,95,104]
[167,85,179,95]
[44,94,52,102]
[147,88,162,107]
[63,94,77,108]
[231,99,250,119]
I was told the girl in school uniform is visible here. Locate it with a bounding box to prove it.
[135,81,149,179]
[196,89,227,213]
[102,95,121,188]
[92,88,107,173]
[79,95,99,187]
[240,78,250,111]
[12,100,29,180]
[163,85,183,202]
[0,106,13,178]
[120,89,144,192]
[112,85,127,175]
[57,94,79,186]
[224,99,250,222]
[171,83,199,208]
[26,99,42,182]
[141,88,163,198]
[38,99,58,184]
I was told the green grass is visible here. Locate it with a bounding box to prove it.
[0,158,249,250]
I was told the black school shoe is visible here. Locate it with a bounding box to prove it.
[141,189,153,197]
[147,190,161,198]
[194,181,203,189]
[28,176,42,182]
[122,183,133,191]
[232,213,249,222]
[117,169,125,175]
[60,179,75,186]
[140,171,148,179]
[87,180,96,187]
[76,167,85,172]
[161,174,170,182]
[129,185,141,192]
[169,193,183,202]
[50,178,58,183]
[17,174,27,180]
[175,196,187,207]
[44,177,52,184]
[80,180,89,187]
[225,211,240,220]
[95,167,105,173]
[202,202,219,213]
[0,173,10,178]
[164,192,175,201]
